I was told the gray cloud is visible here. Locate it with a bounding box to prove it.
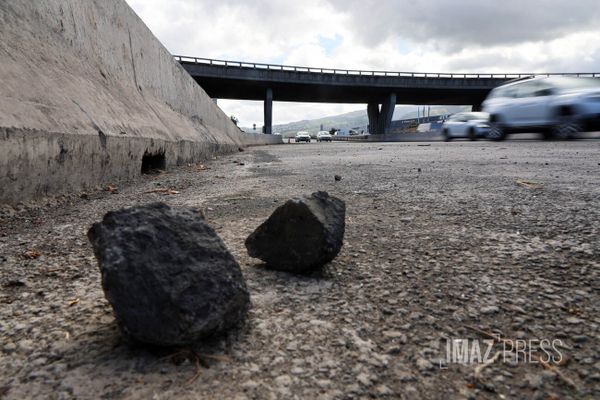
[329,0,600,49]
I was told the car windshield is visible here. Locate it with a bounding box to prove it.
[547,77,600,90]
[465,112,488,121]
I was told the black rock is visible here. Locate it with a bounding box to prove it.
[87,202,250,346]
[245,191,345,273]
[334,175,342,181]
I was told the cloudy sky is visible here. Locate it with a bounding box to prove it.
[126,0,600,127]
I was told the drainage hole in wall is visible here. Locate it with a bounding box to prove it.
[141,150,166,174]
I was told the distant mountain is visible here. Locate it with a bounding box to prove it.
[271,110,368,136]
[242,105,471,137]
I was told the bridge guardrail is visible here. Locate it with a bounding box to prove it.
[174,55,599,79]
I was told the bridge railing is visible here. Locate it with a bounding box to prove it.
[174,55,599,79]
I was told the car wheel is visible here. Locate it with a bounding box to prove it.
[443,129,451,142]
[468,127,477,141]
[552,115,581,140]
[488,122,506,141]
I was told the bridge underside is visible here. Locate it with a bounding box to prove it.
[182,62,500,134]
[189,76,490,105]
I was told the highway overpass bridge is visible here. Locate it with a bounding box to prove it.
[176,56,598,135]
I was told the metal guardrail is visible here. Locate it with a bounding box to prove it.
[174,55,600,79]
[331,135,370,141]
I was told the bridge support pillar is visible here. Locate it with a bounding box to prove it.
[264,88,273,134]
[367,93,396,134]
[367,102,380,135]
[380,93,396,134]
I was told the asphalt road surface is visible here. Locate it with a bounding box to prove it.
[1,140,599,399]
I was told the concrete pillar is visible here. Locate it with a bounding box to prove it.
[368,93,396,134]
[264,88,273,134]
[367,102,379,135]
[380,93,396,134]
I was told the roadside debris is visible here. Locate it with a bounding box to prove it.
[334,175,342,181]
[245,191,345,274]
[144,188,180,195]
[87,203,250,346]
[516,179,544,189]
[67,297,80,307]
[21,250,41,259]
[105,185,119,194]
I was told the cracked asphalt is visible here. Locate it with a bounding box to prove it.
[1,140,599,399]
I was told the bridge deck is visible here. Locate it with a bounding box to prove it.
[176,56,598,104]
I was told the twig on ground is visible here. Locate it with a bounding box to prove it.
[474,351,502,383]
[160,349,230,385]
[143,188,180,195]
[186,355,202,385]
[516,180,543,189]
[68,297,80,306]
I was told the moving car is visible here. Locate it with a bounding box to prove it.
[441,112,490,141]
[295,131,311,143]
[316,131,332,142]
[482,76,600,140]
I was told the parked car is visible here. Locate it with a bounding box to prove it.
[316,131,332,142]
[295,131,311,143]
[482,76,600,140]
[441,112,490,141]
[273,132,281,136]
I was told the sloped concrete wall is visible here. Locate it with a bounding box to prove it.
[0,0,279,204]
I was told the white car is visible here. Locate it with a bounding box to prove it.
[294,131,311,143]
[316,131,332,142]
[441,112,490,141]
[482,76,600,140]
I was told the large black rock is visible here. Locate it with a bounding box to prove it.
[245,191,345,273]
[87,202,250,346]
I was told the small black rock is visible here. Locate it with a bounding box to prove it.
[334,175,342,181]
[245,191,345,274]
[87,203,250,346]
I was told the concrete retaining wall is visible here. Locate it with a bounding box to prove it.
[0,0,280,204]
